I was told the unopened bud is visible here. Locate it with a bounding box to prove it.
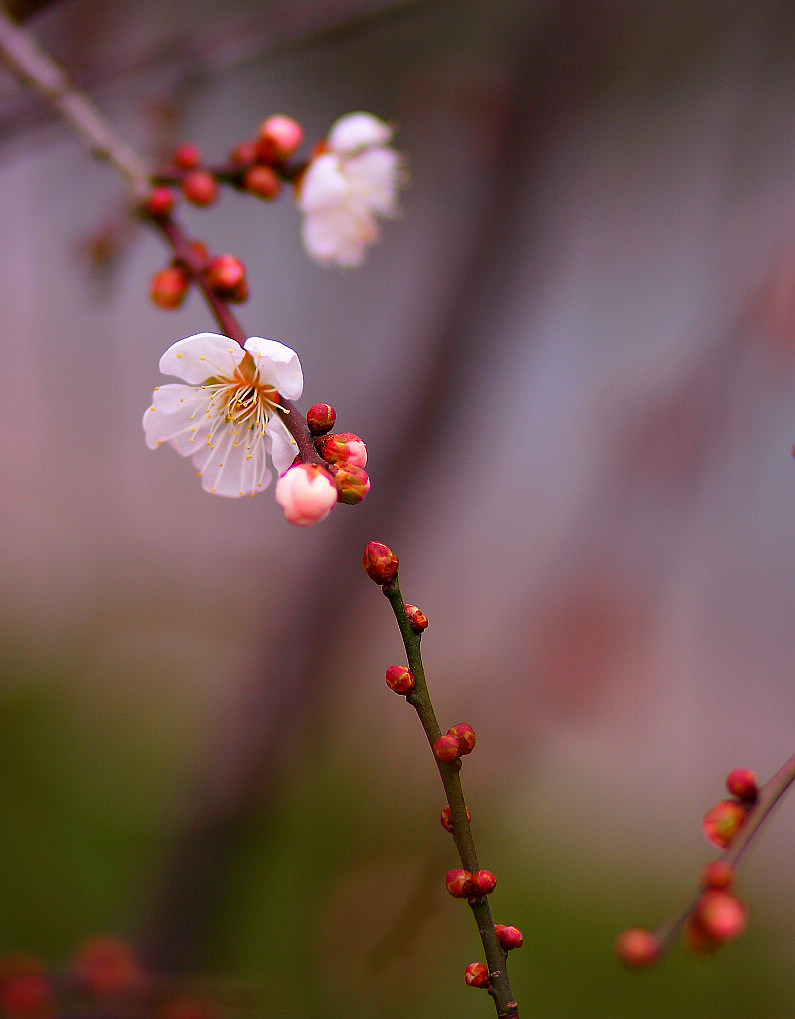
[183,170,219,206]
[334,464,370,505]
[703,799,748,848]
[464,962,491,988]
[693,889,747,943]
[726,768,758,802]
[362,541,398,585]
[230,140,257,167]
[446,869,473,897]
[701,860,735,889]
[275,464,337,526]
[449,723,476,755]
[316,432,368,468]
[205,254,247,299]
[385,665,415,694]
[494,924,523,951]
[144,186,176,218]
[440,804,471,833]
[434,733,462,763]
[470,869,497,896]
[257,114,304,162]
[307,404,336,436]
[150,265,190,309]
[244,164,282,200]
[174,143,202,170]
[615,928,659,968]
[405,604,428,632]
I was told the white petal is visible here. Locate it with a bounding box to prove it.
[266,416,300,475]
[159,332,244,384]
[297,155,348,212]
[245,337,304,401]
[328,112,392,154]
[191,424,272,497]
[302,206,376,267]
[143,385,212,453]
[344,148,401,216]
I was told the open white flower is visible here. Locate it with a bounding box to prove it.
[143,331,302,497]
[297,112,402,268]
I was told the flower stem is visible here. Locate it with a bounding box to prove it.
[381,575,519,1019]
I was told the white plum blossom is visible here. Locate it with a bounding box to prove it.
[297,112,402,268]
[143,331,302,497]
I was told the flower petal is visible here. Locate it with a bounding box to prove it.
[245,337,304,401]
[190,423,272,497]
[266,415,300,475]
[297,154,348,212]
[143,384,212,453]
[159,332,244,384]
[344,148,402,216]
[328,112,393,154]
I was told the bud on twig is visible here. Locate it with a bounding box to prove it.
[470,869,497,896]
[385,665,415,694]
[440,804,470,832]
[495,924,523,951]
[405,604,428,632]
[334,464,370,505]
[362,542,398,585]
[726,768,758,802]
[446,869,473,897]
[150,265,190,309]
[306,404,336,435]
[464,963,491,989]
[183,170,219,206]
[205,254,248,300]
[702,799,748,848]
[615,928,659,968]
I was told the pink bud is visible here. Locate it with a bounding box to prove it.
[726,768,758,802]
[243,164,282,200]
[464,962,491,989]
[440,804,471,833]
[183,170,219,206]
[494,924,523,951]
[150,265,190,309]
[334,464,370,505]
[174,143,202,170]
[434,733,462,763]
[362,541,398,585]
[405,604,428,632]
[144,186,176,218]
[257,115,304,162]
[694,890,747,943]
[448,723,476,755]
[702,799,748,848]
[316,432,368,468]
[275,464,337,526]
[701,860,735,889]
[306,404,336,436]
[470,869,497,896]
[205,254,247,299]
[615,928,659,968]
[385,665,415,694]
[446,870,473,897]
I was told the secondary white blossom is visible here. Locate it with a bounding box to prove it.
[297,112,402,268]
[143,331,302,497]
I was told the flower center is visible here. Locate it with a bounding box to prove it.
[203,361,282,442]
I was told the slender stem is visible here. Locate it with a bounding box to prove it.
[653,752,795,952]
[381,576,519,1019]
[0,8,151,201]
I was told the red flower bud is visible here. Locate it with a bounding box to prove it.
[307,404,337,436]
[464,962,491,988]
[243,164,282,200]
[726,768,758,802]
[316,432,368,468]
[615,928,659,968]
[693,889,747,943]
[230,140,257,167]
[362,542,398,585]
[448,722,476,755]
[446,869,473,897]
[73,936,142,996]
[701,860,735,889]
[494,924,523,950]
[205,254,247,300]
[257,114,304,162]
[334,464,370,505]
[174,143,202,170]
[385,665,415,694]
[150,265,190,309]
[702,799,748,848]
[405,604,428,632]
[440,804,471,832]
[183,170,219,206]
[434,733,462,763]
[471,869,497,896]
[144,186,176,218]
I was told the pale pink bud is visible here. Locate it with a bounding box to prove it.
[694,890,747,943]
[316,432,367,468]
[257,115,304,162]
[275,464,337,526]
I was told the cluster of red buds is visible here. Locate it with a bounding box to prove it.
[0,938,217,1019]
[434,723,476,763]
[149,241,249,310]
[462,922,524,992]
[617,767,758,968]
[446,868,498,899]
[306,404,371,506]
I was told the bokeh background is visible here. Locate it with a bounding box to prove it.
[1,0,795,1016]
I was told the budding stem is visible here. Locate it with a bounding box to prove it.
[381,575,519,1019]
